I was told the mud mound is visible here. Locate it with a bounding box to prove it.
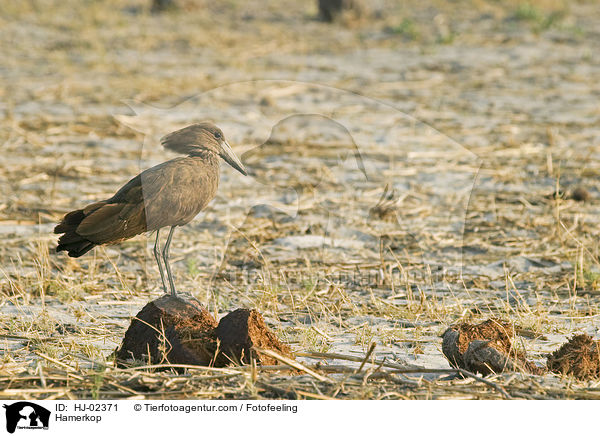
[442,318,541,376]
[116,296,292,368]
[116,295,218,366]
[215,309,293,366]
[546,334,600,380]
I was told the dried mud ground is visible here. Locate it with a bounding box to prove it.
[1,0,599,399]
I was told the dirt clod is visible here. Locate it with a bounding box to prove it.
[116,296,292,368]
[546,334,600,380]
[215,309,293,366]
[116,295,218,366]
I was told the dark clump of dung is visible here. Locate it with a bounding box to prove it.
[442,318,515,368]
[462,340,522,375]
[442,318,542,376]
[548,186,591,202]
[318,0,364,22]
[151,0,176,13]
[116,296,292,368]
[546,334,600,380]
[116,295,218,366]
[569,186,590,202]
[215,309,293,366]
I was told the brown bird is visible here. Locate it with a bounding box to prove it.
[54,122,247,296]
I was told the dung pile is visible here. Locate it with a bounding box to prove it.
[318,0,365,22]
[442,318,542,376]
[546,334,600,380]
[116,295,292,368]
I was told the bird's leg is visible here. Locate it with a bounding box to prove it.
[153,229,168,294]
[162,226,177,296]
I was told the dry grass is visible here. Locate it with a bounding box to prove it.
[1,0,599,399]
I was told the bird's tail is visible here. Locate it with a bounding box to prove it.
[54,209,96,257]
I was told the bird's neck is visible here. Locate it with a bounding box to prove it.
[189,149,218,162]
[188,150,220,173]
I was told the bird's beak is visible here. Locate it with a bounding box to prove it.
[220,140,247,176]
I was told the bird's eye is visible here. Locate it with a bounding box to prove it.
[214,131,222,139]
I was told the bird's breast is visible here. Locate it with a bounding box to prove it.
[143,156,220,229]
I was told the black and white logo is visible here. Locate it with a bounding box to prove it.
[3,402,50,433]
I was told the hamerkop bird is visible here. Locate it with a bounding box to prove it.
[54,122,246,296]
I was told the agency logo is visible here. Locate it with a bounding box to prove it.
[2,402,50,434]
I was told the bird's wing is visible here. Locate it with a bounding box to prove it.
[75,159,197,243]
[75,164,168,243]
